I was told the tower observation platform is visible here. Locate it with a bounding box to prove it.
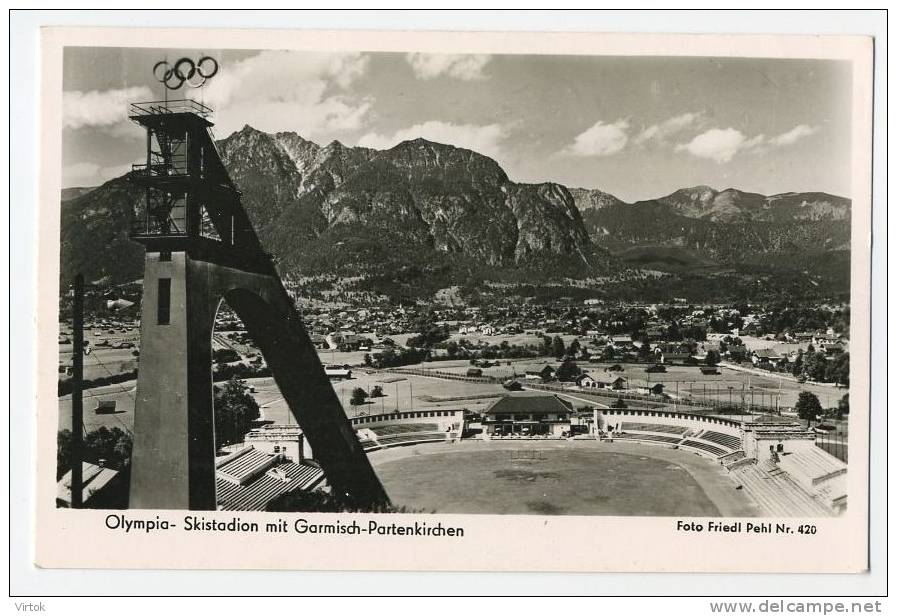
[128,99,273,274]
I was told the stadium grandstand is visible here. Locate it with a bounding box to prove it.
[214,446,324,511]
[350,409,462,452]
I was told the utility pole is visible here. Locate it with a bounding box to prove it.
[71,274,84,509]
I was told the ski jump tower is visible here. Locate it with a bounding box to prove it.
[127,59,388,510]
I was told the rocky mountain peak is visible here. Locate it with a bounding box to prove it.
[569,187,626,212]
[383,138,510,186]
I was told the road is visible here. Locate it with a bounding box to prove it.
[58,380,137,433]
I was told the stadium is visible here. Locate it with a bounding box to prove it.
[345,394,846,517]
[59,366,848,516]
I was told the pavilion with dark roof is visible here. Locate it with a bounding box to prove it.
[482,392,574,437]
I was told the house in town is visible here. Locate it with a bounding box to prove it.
[605,376,627,390]
[752,348,783,366]
[524,365,556,381]
[575,373,599,388]
[635,383,665,396]
[656,344,692,365]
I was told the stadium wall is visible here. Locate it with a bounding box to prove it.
[599,409,742,437]
[350,409,464,433]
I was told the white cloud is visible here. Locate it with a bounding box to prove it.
[634,112,703,145]
[742,133,767,150]
[769,124,818,146]
[202,50,373,137]
[62,160,137,187]
[405,53,491,80]
[675,128,747,163]
[561,120,629,157]
[357,121,508,161]
[676,124,819,163]
[63,86,153,129]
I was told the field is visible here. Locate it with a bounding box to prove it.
[370,440,760,516]
[258,372,506,425]
[404,358,846,410]
[59,358,846,435]
[58,380,137,433]
[57,322,847,439]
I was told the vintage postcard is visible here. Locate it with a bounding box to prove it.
[34,26,873,572]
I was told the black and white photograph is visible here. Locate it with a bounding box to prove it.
[26,22,876,576]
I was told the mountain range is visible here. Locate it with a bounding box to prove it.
[216,127,596,274]
[59,127,851,300]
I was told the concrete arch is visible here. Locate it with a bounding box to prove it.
[130,252,388,510]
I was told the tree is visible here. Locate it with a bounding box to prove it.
[57,426,133,479]
[266,488,405,513]
[350,387,368,406]
[83,426,133,466]
[601,344,616,361]
[802,350,827,382]
[370,385,384,398]
[555,358,582,382]
[705,350,720,366]
[551,336,566,358]
[406,325,450,348]
[837,393,849,420]
[794,391,823,428]
[826,352,850,387]
[610,397,627,409]
[57,429,73,479]
[541,335,553,356]
[214,377,260,447]
[363,353,372,366]
[213,348,241,364]
[504,380,523,391]
[567,338,581,358]
[637,336,652,361]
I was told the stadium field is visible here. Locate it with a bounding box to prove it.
[369,440,761,517]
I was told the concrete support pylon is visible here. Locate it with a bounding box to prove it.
[129,249,389,510]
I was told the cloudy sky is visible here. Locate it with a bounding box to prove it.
[62,47,852,202]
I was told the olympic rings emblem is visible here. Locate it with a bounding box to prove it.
[153,56,219,91]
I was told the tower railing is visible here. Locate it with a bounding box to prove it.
[131,156,189,178]
[129,99,213,119]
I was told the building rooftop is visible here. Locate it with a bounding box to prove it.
[484,392,573,416]
[216,447,276,485]
[56,462,120,507]
[216,460,324,511]
[778,447,847,484]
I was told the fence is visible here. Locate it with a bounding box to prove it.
[380,367,503,385]
[525,380,783,415]
[379,367,786,415]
